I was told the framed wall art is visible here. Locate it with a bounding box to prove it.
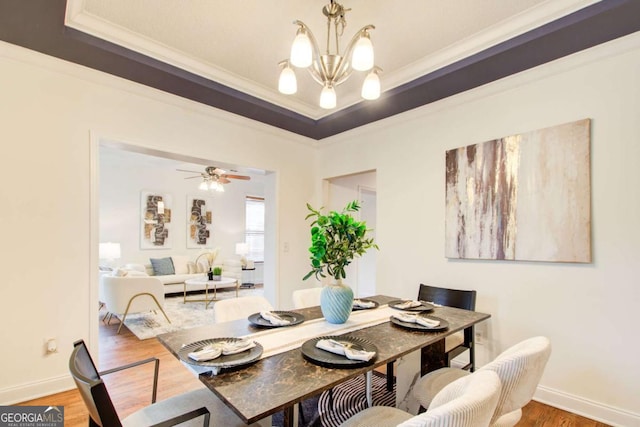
[140,191,172,249]
[187,195,213,248]
[445,118,591,263]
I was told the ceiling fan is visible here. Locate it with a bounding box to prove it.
[177,166,250,192]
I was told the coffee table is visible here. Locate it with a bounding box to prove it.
[183,276,238,308]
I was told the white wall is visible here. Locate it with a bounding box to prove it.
[0,41,317,403]
[317,33,640,425]
[99,147,265,273]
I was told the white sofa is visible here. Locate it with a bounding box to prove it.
[117,256,242,295]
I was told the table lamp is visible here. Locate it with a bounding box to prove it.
[235,242,249,268]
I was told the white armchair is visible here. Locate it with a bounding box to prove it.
[100,276,170,334]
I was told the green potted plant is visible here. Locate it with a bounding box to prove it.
[303,200,378,323]
[211,266,222,281]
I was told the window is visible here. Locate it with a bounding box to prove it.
[245,196,264,262]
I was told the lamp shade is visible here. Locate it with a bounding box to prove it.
[361,70,380,100]
[320,85,337,109]
[352,35,374,71]
[235,242,249,256]
[278,65,297,94]
[290,30,312,68]
[99,242,121,260]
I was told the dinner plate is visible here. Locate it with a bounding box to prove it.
[301,335,378,368]
[352,299,379,311]
[248,311,305,327]
[388,299,435,312]
[178,338,263,369]
[390,314,449,331]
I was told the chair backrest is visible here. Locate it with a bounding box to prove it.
[101,276,164,315]
[213,296,274,323]
[479,336,551,424]
[418,284,476,311]
[398,370,501,427]
[292,287,323,308]
[69,340,122,427]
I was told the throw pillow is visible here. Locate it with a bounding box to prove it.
[150,257,175,276]
[187,261,197,274]
[113,268,128,277]
[171,255,190,275]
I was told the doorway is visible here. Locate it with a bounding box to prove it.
[325,170,377,297]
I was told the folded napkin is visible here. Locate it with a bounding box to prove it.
[316,339,376,362]
[421,300,443,307]
[353,299,376,309]
[188,345,222,362]
[221,339,256,355]
[188,339,256,361]
[392,312,441,328]
[395,300,423,310]
[260,311,291,326]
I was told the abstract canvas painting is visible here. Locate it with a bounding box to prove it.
[187,195,213,248]
[445,119,591,262]
[140,191,172,249]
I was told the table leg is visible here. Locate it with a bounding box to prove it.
[183,282,187,304]
[420,339,447,375]
[282,405,295,427]
[365,371,373,408]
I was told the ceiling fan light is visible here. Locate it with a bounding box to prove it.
[319,85,337,109]
[217,184,225,193]
[352,34,374,71]
[278,64,297,94]
[199,180,209,191]
[361,70,380,100]
[290,29,312,68]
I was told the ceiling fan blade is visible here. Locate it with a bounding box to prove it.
[184,176,202,179]
[218,177,231,184]
[176,169,203,174]
[224,174,251,180]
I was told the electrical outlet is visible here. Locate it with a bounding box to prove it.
[475,330,484,345]
[44,338,58,354]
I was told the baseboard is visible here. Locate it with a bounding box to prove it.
[534,385,640,427]
[0,374,75,405]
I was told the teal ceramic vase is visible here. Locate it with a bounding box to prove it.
[320,280,354,324]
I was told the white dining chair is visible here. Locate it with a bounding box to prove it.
[339,369,501,427]
[213,295,273,323]
[412,336,551,427]
[292,287,323,308]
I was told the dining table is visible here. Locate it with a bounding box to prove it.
[156,294,490,427]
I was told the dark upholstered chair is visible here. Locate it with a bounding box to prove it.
[418,284,477,371]
[69,339,257,426]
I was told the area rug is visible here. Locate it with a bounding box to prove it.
[112,287,264,340]
[272,373,396,427]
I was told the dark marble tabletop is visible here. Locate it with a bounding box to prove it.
[157,295,490,425]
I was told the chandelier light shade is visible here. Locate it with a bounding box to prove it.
[278,0,381,109]
[278,63,297,94]
[320,85,337,109]
[351,35,374,71]
[361,69,381,100]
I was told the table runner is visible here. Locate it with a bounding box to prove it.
[186,305,396,375]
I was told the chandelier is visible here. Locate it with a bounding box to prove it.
[278,0,381,109]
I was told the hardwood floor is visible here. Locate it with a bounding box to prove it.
[20,307,609,427]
